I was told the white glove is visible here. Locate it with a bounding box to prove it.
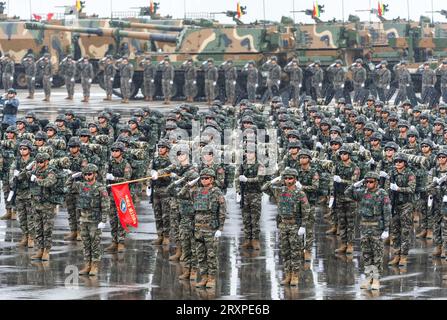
[386,85,390,90]
[298,227,306,236]
[31,77,35,81]
[214,230,222,238]
[366,158,375,165]
[333,175,342,183]
[213,81,216,86]
[341,84,345,88]
[311,135,317,141]
[328,196,335,208]
[13,170,19,177]
[193,80,196,84]
[295,181,302,189]
[128,79,132,83]
[335,117,341,123]
[299,84,302,88]
[236,193,241,203]
[315,141,323,149]
[406,84,410,87]
[63,169,72,175]
[233,81,236,85]
[319,83,322,87]
[306,127,312,133]
[97,222,106,229]
[379,171,389,179]
[26,162,34,170]
[71,77,75,82]
[188,177,200,186]
[381,231,389,240]
[255,84,258,88]
[88,79,92,83]
[106,173,115,181]
[174,177,185,185]
[443,195,447,203]
[146,187,152,197]
[151,170,158,180]
[169,80,173,85]
[49,77,53,82]
[428,195,434,206]
[30,174,37,182]
[353,179,364,188]
[361,83,365,88]
[390,183,399,191]
[170,172,177,178]
[438,175,447,185]
[9,76,13,81]
[239,175,248,182]
[6,191,14,202]
[110,77,114,81]
[271,176,281,184]
[71,172,82,179]
[359,145,366,153]
[277,80,281,85]
[433,177,439,184]
[378,128,385,134]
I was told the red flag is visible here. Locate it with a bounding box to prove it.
[150,0,154,14]
[47,13,54,21]
[33,14,42,21]
[111,183,138,231]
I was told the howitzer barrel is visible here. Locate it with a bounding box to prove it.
[25,22,177,43]
[109,20,183,32]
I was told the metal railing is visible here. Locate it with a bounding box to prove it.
[185,12,216,20]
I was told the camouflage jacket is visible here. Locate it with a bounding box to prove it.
[421,68,437,86]
[436,67,447,85]
[22,59,36,77]
[77,62,94,79]
[150,155,172,189]
[59,61,76,78]
[394,66,411,86]
[47,136,67,158]
[330,160,360,200]
[183,64,196,81]
[36,145,55,159]
[161,64,174,81]
[327,66,345,86]
[284,65,303,83]
[278,154,300,172]
[119,63,134,79]
[199,162,225,189]
[2,60,14,75]
[10,156,33,198]
[108,157,132,184]
[224,65,238,81]
[140,62,156,79]
[74,180,110,223]
[29,165,57,203]
[0,139,17,173]
[297,165,319,204]
[37,60,52,77]
[350,65,366,84]
[246,67,258,84]
[389,167,416,204]
[306,66,324,86]
[235,162,266,193]
[204,65,218,81]
[376,67,391,88]
[428,165,447,199]
[104,63,116,78]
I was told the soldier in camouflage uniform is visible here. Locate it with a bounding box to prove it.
[262,56,282,102]
[327,59,346,103]
[10,140,35,247]
[345,171,391,290]
[105,142,132,253]
[0,126,18,220]
[139,56,156,101]
[329,145,360,254]
[37,54,52,102]
[117,56,134,104]
[349,58,367,105]
[59,55,76,100]
[204,58,218,105]
[436,60,447,103]
[244,61,258,103]
[388,153,416,267]
[77,56,94,103]
[64,138,88,241]
[21,53,36,99]
[28,153,58,261]
[284,58,303,107]
[149,140,172,246]
[420,61,437,104]
[1,53,14,93]
[178,168,226,288]
[100,55,116,101]
[33,131,54,158]
[72,164,110,277]
[160,56,175,105]
[375,60,391,103]
[223,60,238,104]
[235,145,265,251]
[307,60,324,103]
[393,61,412,106]
[262,168,310,286]
[182,59,197,103]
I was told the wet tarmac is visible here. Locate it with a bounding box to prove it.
[1,87,446,300]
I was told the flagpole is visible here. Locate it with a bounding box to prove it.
[110,0,113,19]
[107,174,171,187]
[292,0,295,23]
[342,0,345,23]
[29,0,32,19]
[407,0,410,21]
[369,0,371,23]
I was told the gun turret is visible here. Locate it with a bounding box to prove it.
[426,10,447,19]
[291,5,324,23]
[210,7,247,25]
[109,20,183,32]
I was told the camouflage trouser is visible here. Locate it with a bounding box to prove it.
[377,87,388,102]
[441,202,447,249]
[312,83,322,99]
[433,201,443,246]
[81,78,91,97]
[391,203,413,255]
[109,204,127,244]
[305,206,316,252]
[353,83,363,103]
[442,85,447,103]
[290,81,301,103]
[65,194,80,232]
[143,78,155,98]
[205,79,216,101]
[247,82,257,102]
[104,75,114,96]
[336,201,356,243]
[120,77,131,99]
[80,221,102,262]
[179,214,196,268]
[42,75,52,96]
[279,222,303,273]
[225,80,236,103]
[26,75,35,95]
[152,192,171,237]
[64,76,75,97]
[1,177,12,210]
[162,79,172,98]
[33,202,56,250]
[394,85,407,105]
[16,196,34,238]
[184,79,196,98]
[333,84,344,101]
[169,198,180,243]
[241,192,262,240]
[2,73,13,92]
[195,228,219,276]
[417,192,430,230]
[360,227,383,274]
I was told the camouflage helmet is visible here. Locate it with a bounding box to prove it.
[314,60,321,65]
[344,104,353,110]
[185,171,200,181]
[381,60,388,65]
[128,117,139,125]
[7,88,16,94]
[298,149,312,159]
[420,139,434,149]
[45,123,58,131]
[65,109,75,116]
[401,99,412,106]
[335,59,343,65]
[98,111,110,120]
[374,100,384,107]
[35,153,50,162]
[77,128,90,137]
[364,171,380,180]
[287,130,300,138]
[367,95,375,101]
[439,104,447,110]
[330,137,343,145]
[271,96,282,103]
[320,118,331,126]
[355,58,363,64]
[200,168,215,178]
[388,113,399,121]
[165,123,178,130]
[437,149,447,158]
[88,122,99,128]
[82,163,99,174]
[397,120,410,128]
[55,114,66,122]
[68,137,81,147]
[407,129,419,138]
[270,56,278,61]
[338,145,352,155]
[158,140,171,149]
[241,116,254,123]
[132,109,145,117]
[119,125,131,133]
[19,139,33,150]
[15,117,26,124]
[355,115,366,124]
[111,142,125,152]
[337,98,346,104]
[5,126,16,134]
[288,141,302,149]
[281,167,298,177]
[330,126,342,134]
[364,122,376,131]
[394,153,408,163]
[25,111,36,119]
[370,132,383,141]
[116,135,130,145]
[384,142,399,151]
[34,131,48,140]
[434,118,445,126]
